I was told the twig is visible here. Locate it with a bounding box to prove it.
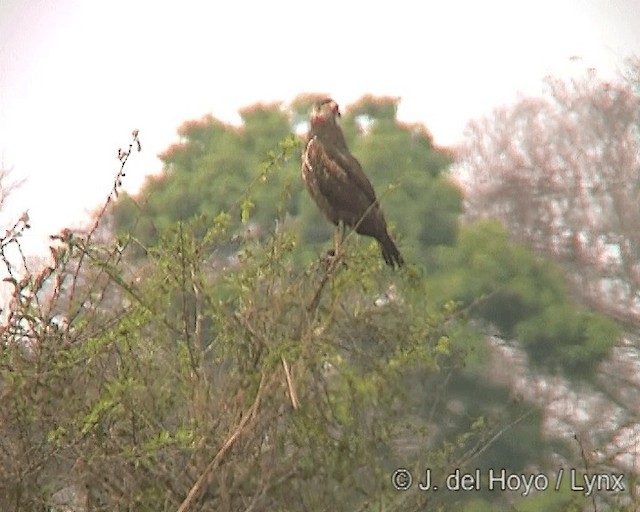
[67,130,141,320]
[281,355,299,410]
[306,252,343,313]
[454,408,535,468]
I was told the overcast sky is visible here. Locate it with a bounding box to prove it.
[0,0,638,257]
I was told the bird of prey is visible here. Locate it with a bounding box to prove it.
[301,98,404,268]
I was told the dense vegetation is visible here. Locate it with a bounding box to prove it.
[0,75,635,511]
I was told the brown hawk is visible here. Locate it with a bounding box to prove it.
[301,98,404,268]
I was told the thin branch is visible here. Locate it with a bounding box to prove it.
[66,130,141,320]
[454,408,535,468]
[281,355,299,410]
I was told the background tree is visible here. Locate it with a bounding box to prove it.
[456,59,640,327]
[427,220,620,375]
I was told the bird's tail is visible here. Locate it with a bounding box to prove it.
[378,231,404,269]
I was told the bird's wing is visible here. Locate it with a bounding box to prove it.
[331,148,378,204]
[306,137,378,205]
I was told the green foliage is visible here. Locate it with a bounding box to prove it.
[428,220,620,375]
[112,106,300,250]
[517,306,620,374]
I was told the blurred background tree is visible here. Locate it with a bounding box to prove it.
[456,59,640,329]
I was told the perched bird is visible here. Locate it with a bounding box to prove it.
[301,98,404,268]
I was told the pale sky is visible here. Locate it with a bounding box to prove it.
[0,0,638,257]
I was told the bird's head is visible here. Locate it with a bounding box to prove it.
[310,98,341,127]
